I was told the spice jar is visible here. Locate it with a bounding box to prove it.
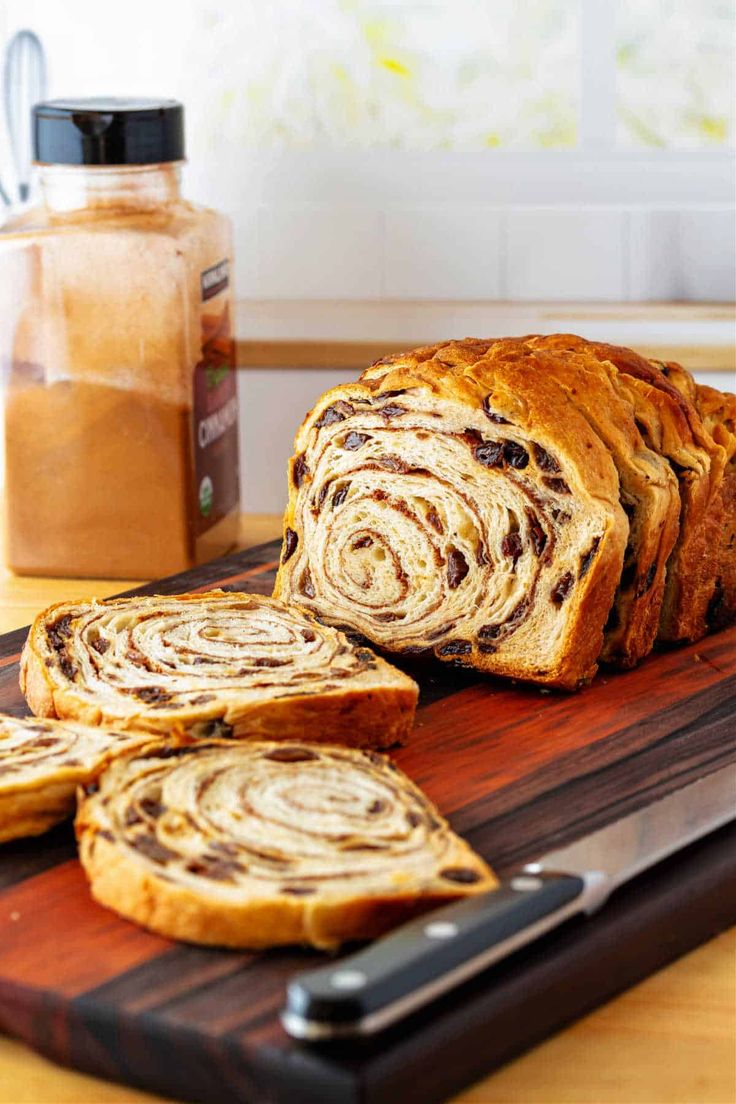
[0,98,240,578]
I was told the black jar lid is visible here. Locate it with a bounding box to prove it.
[33,98,185,166]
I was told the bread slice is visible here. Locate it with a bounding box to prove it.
[274,339,628,688]
[512,337,680,667]
[643,359,734,631]
[76,739,495,950]
[644,358,735,629]
[693,383,736,630]
[21,591,418,749]
[530,336,725,643]
[0,714,151,842]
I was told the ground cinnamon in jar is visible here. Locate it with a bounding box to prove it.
[0,98,240,578]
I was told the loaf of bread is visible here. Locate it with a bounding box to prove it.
[21,591,417,749]
[76,739,495,950]
[275,339,630,688]
[0,713,150,842]
[274,336,734,687]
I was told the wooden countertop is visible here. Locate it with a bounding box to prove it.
[234,299,736,372]
[0,514,733,1104]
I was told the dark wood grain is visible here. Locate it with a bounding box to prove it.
[0,539,734,1104]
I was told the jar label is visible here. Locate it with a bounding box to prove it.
[201,259,230,301]
[193,260,240,536]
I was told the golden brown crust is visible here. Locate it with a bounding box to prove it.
[486,338,679,666]
[275,339,628,688]
[525,335,726,643]
[20,591,418,750]
[694,383,736,629]
[76,740,495,950]
[0,714,152,843]
[0,781,79,843]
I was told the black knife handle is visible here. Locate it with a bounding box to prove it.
[282,871,597,1041]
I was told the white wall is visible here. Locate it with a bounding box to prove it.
[236,199,735,303]
[238,368,357,514]
[1,0,734,301]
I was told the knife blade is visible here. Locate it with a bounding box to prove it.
[282,763,736,1041]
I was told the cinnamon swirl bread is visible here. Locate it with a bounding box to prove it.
[649,357,735,629]
[492,339,680,667]
[0,714,150,842]
[274,340,629,688]
[21,592,417,749]
[526,336,726,643]
[648,358,734,632]
[694,383,736,630]
[76,740,495,949]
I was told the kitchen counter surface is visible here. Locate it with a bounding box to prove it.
[0,513,733,1104]
[234,299,736,376]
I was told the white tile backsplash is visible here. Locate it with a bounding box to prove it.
[504,207,627,300]
[383,208,502,299]
[627,209,681,301]
[257,207,383,299]
[239,367,359,514]
[677,208,736,302]
[227,203,734,303]
[628,207,736,302]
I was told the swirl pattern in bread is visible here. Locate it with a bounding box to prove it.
[0,714,150,842]
[274,339,629,688]
[21,592,417,749]
[76,740,495,949]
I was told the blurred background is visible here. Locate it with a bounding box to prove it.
[1,0,734,301]
[0,0,734,512]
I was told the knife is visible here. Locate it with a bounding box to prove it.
[282,763,736,1041]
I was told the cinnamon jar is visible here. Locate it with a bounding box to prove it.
[0,98,240,578]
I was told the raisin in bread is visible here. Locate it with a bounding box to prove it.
[274,339,629,689]
[21,592,417,749]
[76,740,495,950]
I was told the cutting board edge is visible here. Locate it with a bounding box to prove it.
[0,822,734,1104]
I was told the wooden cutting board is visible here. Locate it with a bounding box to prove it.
[0,541,734,1104]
